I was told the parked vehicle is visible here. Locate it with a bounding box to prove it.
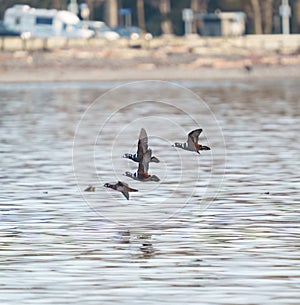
[3,5,94,38]
[0,21,20,36]
[113,26,142,40]
[84,21,120,41]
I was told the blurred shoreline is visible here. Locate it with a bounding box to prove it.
[1,36,299,82]
[1,65,299,83]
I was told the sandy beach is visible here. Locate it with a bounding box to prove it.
[1,65,300,83]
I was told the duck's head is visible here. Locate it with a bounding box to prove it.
[173,142,182,148]
[124,171,132,177]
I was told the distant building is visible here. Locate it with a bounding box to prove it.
[195,12,246,37]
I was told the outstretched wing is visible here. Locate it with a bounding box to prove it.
[137,128,148,160]
[138,148,151,175]
[187,129,202,149]
[121,191,129,200]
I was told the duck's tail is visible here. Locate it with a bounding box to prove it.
[150,156,160,163]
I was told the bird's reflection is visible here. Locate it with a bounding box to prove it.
[117,230,156,259]
[140,240,155,259]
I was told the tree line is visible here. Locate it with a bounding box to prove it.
[1,0,300,35]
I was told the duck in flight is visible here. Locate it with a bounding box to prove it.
[123,128,160,163]
[125,128,160,182]
[173,128,210,154]
[104,181,138,200]
[125,149,160,182]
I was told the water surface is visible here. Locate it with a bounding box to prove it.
[1,79,299,304]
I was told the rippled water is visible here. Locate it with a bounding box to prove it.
[1,79,299,304]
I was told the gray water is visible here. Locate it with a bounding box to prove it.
[1,79,299,304]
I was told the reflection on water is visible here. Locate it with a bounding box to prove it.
[1,79,300,304]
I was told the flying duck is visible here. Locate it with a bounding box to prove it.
[125,148,160,182]
[125,130,160,182]
[104,181,138,200]
[123,128,160,163]
[173,128,210,154]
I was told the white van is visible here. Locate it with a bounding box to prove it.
[4,5,94,38]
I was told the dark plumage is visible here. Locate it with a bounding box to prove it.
[104,181,138,200]
[123,128,160,163]
[125,128,160,182]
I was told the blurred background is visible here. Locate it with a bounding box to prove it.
[1,0,300,35]
[0,0,299,82]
